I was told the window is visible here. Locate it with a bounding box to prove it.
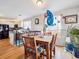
[21,21,31,29]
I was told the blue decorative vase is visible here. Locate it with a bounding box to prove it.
[74,47,79,58]
[47,10,54,26]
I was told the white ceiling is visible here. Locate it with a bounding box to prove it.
[0,0,79,19]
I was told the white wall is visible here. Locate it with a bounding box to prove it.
[23,14,45,31]
[0,18,21,27]
[54,7,79,30]
[31,14,45,31]
[54,7,79,46]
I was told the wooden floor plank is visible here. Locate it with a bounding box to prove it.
[0,39,24,59]
[0,39,77,59]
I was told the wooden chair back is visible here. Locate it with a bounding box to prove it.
[23,36,36,50]
[50,33,57,45]
[50,35,54,45]
[50,33,57,59]
[22,36,37,59]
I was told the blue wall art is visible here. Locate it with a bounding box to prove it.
[47,10,56,26]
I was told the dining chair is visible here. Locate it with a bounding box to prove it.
[22,36,43,59]
[50,33,57,59]
[22,36,37,59]
[36,40,49,59]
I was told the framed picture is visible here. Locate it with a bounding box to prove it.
[35,18,39,24]
[64,15,77,24]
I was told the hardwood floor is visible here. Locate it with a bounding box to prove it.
[0,39,78,59]
[0,39,24,59]
[55,46,77,59]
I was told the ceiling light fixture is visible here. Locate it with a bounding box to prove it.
[36,0,43,6]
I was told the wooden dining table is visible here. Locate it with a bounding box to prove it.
[22,34,52,59]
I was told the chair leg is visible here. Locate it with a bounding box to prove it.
[53,47,55,56]
[50,47,55,59]
[25,50,29,59]
[25,55,26,59]
[50,47,52,59]
[42,55,44,59]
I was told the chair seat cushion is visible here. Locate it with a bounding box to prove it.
[26,46,43,55]
[37,46,43,52]
[37,46,47,55]
[26,48,36,55]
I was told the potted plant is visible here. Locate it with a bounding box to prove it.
[70,28,79,48]
[70,28,79,58]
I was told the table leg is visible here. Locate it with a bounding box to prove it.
[46,42,50,59]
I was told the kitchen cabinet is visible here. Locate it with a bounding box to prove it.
[0,24,9,39]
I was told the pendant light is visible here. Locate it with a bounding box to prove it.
[36,0,43,6]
